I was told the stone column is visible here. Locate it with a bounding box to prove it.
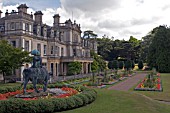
[60,62,63,75]
[56,63,58,80]
[53,62,56,79]
[81,62,84,74]
[20,66,24,82]
[85,63,88,74]
[63,63,67,74]
[89,63,91,73]
[29,40,31,52]
[20,38,25,81]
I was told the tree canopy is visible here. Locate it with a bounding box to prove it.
[147,25,170,72]
[91,50,106,72]
[68,61,82,75]
[97,36,141,62]
[0,40,31,76]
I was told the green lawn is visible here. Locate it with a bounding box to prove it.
[59,73,170,113]
[59,89,170,113]
[0,82,21,87]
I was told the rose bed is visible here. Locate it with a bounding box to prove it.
[0,84,97,113]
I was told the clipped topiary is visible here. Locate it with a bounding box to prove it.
[131,60,135,70]
[119,61,124,69]
[113,60,119,70]
[76,94,89,105]
[36,99,54,113]
[124,59,132,70]
[52,98,67,111]
[0,100,6,113]
[138,60,144,69]
[4,99,25,113]
[71,96,84,107]
[65,97,76,109]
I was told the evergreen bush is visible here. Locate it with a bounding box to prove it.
[113,60,119,70]
[138,60,144,69]
[119,61,124,69]
[124,60,132,70]
[131,60,135,69]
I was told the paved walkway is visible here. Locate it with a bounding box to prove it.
[108,73,147,91]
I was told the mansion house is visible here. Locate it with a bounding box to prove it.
[0,4,97,81]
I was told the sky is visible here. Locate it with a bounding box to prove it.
[0,0,170,40]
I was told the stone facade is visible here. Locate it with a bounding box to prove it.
[0,4,97,81]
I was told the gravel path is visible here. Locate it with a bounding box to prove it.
[108,73,147,91]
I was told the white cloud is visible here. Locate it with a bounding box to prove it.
[1,0,170,40]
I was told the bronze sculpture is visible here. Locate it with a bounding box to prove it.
[22,49,49,94]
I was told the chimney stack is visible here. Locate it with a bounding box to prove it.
[34,11,43,25]
[5,10,8,17]
[17,4,29,13]
[0,10,2,18]
[53,14,60,26]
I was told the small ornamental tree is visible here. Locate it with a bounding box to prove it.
[124,60,132,71]
[113,60,119,70]
[91,60,99,72]
[68,61,82,75]
[119,61,124,69]
[90,50,106,71]
[138,60,144,70]
[108,61,113,69]
[91,60,99,84]
[131,60,135,70]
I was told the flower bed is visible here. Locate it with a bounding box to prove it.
[97,84,107,88]
[0,84,97,113]
[134,73,163,91]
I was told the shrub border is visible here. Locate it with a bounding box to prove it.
[0,84,97,113]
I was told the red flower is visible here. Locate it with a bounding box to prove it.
[23,97,37,100]
[157,78,160,83]
[157,73,160,76]
[157,84,161,90]
[0,94,7,100]
[56,93,71,98]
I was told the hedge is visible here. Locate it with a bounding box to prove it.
[0,85,97,113]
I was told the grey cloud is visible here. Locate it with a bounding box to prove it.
[131,18,151,25]
[162,4,170,11]
[98,20,130,29]
[61,0,121,13]
[120,30,142,36]
[136,0,144,4]
[130,17,161,26]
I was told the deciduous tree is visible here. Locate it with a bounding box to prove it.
[0,40,31,78]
